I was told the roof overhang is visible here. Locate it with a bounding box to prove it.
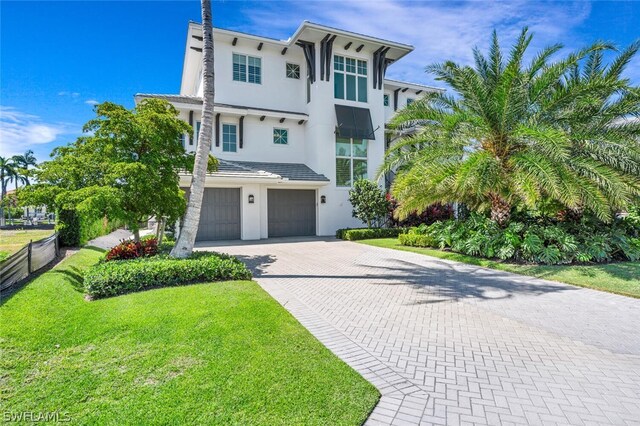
[179,173,329,187]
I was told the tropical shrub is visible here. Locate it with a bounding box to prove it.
[381,29,640,225]
[105,238,158,261]
[387,197,454,227]
[400,213,640,264]
[348,179,390,228]
[336,227,407,241]
[85,252,252,298]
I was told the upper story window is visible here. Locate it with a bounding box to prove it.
[334,55,367,103]
[273,128,288,145]
[406,98,415,105]
[335,137,367,187]
[286,63,300,79]
[222,124,237,152]
[383,94,390,106]
[233,53,261,84]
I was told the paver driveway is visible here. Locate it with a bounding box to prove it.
[197,238,640,425]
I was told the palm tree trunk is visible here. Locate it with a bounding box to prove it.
[171,0,215,258]
[489,194,511,226]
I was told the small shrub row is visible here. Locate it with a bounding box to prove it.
[85,252,252,298]
[105,238,158,261]
[57,209,123,247]
[336,227,407,241]
[399,213,640,265]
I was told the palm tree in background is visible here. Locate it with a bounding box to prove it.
[381,29,640,225]
[0,156,15,226]
[10,150,38,221]
[171,0,215,257]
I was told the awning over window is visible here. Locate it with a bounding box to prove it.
[335,105,375,140]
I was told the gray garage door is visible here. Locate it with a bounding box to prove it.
[196,188,241,241]
[268,189,316,237]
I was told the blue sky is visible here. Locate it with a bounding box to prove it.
[1,0,639,160]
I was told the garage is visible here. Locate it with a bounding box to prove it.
[268,189,316,237]
[195,188,241,241]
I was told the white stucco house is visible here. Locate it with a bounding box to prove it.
[135,21,441,241]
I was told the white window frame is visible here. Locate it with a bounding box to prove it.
[222,123,238,152]
[334,55,368,103]
[273,128,289,145]
[232,53,262,84]
[335,137,368,188]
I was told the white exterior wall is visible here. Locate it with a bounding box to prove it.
[161,22,441,239]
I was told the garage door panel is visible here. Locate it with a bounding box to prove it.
[268,189,316,237]
[195,188,241,241]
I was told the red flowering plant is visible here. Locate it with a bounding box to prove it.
[386,194,454,227]
[105,238,158,262]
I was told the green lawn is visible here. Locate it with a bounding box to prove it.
[360,238,640,298]
[0,229,54,260]
[0,248,379,425]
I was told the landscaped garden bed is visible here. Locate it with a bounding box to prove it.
[0,247,379,424]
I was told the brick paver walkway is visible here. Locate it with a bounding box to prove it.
[198,238,640,425]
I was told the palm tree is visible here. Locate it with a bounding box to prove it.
[0,156,13,226]
[382,29,640,225]
[171,0,215,258]
[11,150,38,220]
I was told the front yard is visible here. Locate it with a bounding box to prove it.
[0,248,378,424]
[361,238,640,298]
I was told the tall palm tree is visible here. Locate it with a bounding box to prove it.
[382,29,640,225]
[0,156,14,226]
[171,0,215,258]
[11,150,38,220]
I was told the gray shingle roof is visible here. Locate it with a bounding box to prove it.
[218,160,329,182]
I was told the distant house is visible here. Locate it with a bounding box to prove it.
[136,21,441,241]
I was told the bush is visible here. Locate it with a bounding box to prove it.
[85,252,252,298]
[387,197,454,227]
[336,227,407,241]
[398,233,437,247]
[348,180,390,228]
[56,209,123,247]
[398,213,640,265]
[105,238,158,261]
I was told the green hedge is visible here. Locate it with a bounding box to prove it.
[336,227,407,241]
[56,209,122,247]
[85,252,252,299]
[398,233,436,247]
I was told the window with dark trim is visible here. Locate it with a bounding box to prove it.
[286,63,300,79]
[383,94,389,106]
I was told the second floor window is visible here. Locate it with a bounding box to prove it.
[407,98,415,105]
[233,53,261,84]
[222,124,237,152]
[384,94,389,106]
[194,121,201,145]
[334,55,367,103]
[286,63,300,79]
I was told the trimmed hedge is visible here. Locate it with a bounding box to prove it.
[56,209,122,247]
[336,227,407,241]
[85,252,252,299]
[398,233,436,247]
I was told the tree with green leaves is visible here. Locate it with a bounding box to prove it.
[171,0,215,258]
[348,179,390,228]
[22,99,195,240]
[381,28,640,226]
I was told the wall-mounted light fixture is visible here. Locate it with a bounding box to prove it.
[248,194,255,204]
[320,195,326,204]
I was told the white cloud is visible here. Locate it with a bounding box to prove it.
[85,99,99,106]
[0,106,72,157]
[239,0,593,86]
[58,91,80,98]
